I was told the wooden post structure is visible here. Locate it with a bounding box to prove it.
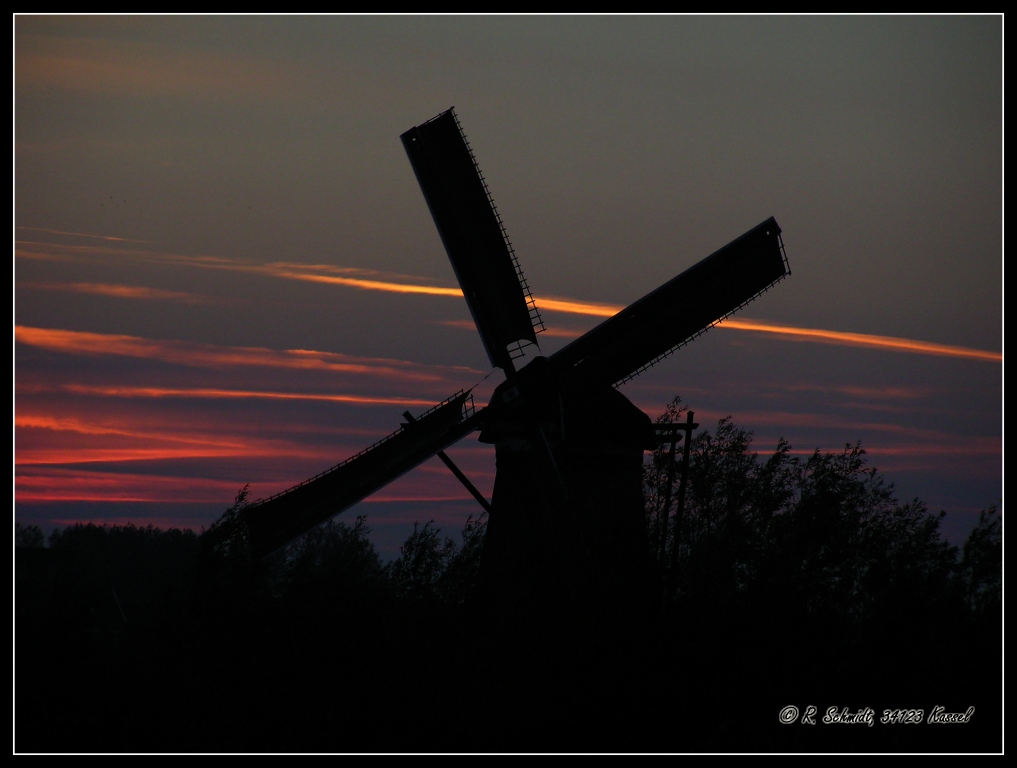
[668,410,697,596]
[652,411,698,568]
[404,411,493,515]
[655,426,681,564]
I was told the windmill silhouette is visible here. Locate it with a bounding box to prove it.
[240,108,789,595]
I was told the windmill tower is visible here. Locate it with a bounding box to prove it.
[240,108,789,610]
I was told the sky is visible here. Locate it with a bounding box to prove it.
[14,15,1002,559]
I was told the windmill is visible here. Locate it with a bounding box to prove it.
[239,108,789,602]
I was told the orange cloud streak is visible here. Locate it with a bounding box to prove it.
[15,325,469,382]
[314,270,997,364]
[15,406,374,469]
[534,296,622,317]
[717,318,1000,363]
[21,281,209,303]
[15,226,154,243]
[15,447,269,466]
[264,263,464,297]
[15,413,204,441]
[16,468,244,504]
[55,384,436,408]
[15,413,286,451]
[17,237,999,364]
[14,420,293,466]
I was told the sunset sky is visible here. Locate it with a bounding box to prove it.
[15,16,1002,558]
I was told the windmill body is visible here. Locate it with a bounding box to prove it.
[478,358,654,613]
[241,108,790,604]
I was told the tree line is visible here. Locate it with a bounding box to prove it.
[15,401,1000,753]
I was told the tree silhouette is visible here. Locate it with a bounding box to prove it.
[637,401,1000,752]
[280,515,383,592]
[387,513,488,605]
[14,523,45,548]
[202,483,252,562]
[959,505,1002,616]
[644,400,963,623]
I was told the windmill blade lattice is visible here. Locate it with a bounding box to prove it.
[401,108,542,372]
[548,217,790,388]
[243,391,480,557]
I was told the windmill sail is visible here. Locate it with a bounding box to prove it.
[402,108,542,371]
[549,217,789,388]
[243,391,481,557]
